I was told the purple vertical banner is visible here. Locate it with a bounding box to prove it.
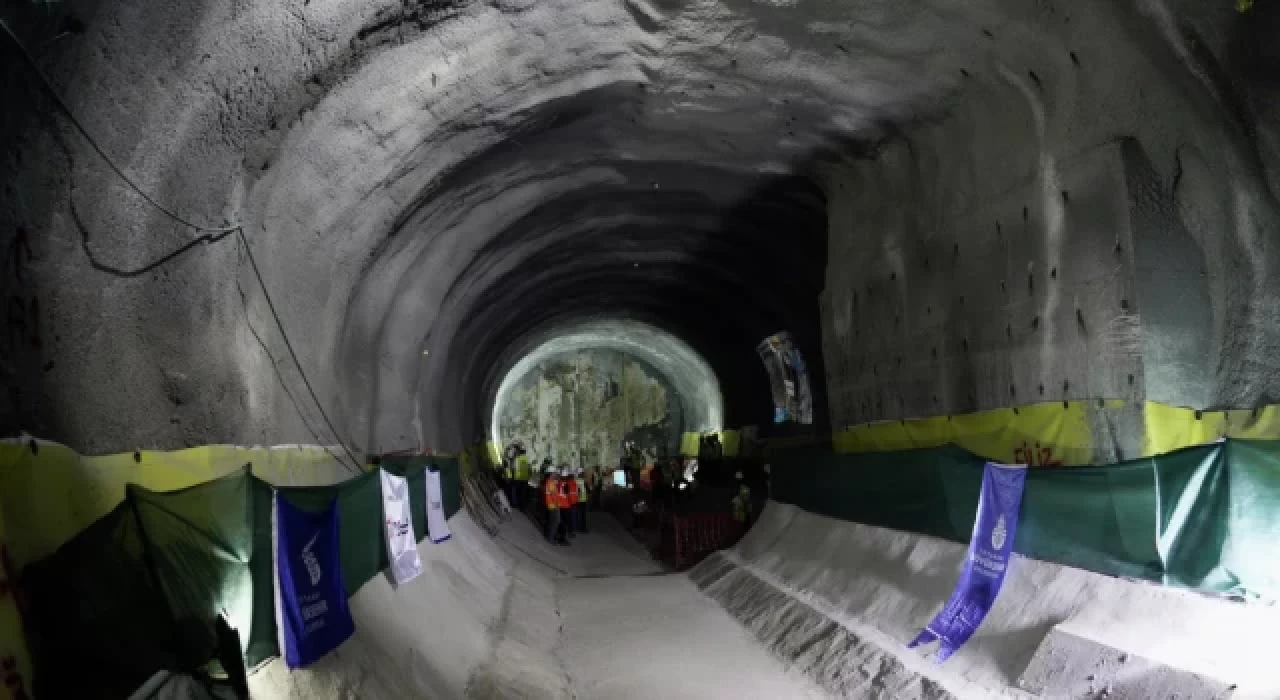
[273,493,355,668]
[909,462,1027,661]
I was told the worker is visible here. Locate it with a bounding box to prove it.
[526,459,541,517]
[513,448,531,510]
[498,453,513,509]
[557,466,574,541]
[543,469,564,545]
[731,471,753,526]
[574,467,589,533]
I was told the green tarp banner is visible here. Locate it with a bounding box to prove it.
[772,439,1280,601]
[20,459,462,698]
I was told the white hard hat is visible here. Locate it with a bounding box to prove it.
[735,471,743,480]
[763,464,772,474]
[561,466,570,476]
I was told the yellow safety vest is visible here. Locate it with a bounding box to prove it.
[515,455,531,480]
[575,477,587,502]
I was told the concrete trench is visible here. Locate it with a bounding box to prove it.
[3,0,1280,697]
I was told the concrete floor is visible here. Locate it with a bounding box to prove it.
[557,574,829,700]
[495,511,831,699]
[249,505,829,699]
[491,507,664,578]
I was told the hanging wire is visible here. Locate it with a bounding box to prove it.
[1,18,239,234]
[237,230,364,473]
[2,18,365,473]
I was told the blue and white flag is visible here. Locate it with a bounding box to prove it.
[909,462,1027,661]
[273,493,354,668]
[380,469,423,585]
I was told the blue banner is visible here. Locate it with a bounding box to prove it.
[274,493,354,668]
[909,462,1026,661]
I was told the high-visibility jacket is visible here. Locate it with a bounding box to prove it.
[574,476,587,502]
[566,477,580,505]
[544,477,559,510]
[515,455,531,480]
[556,479,572,509]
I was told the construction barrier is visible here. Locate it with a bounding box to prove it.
[827,400,1280,465]
[771,439,1280,602]
[10,454,459,699]
[0,441,362,573]
[831,400,1107,465]
[0,440,372,700]
[658,512,744,570]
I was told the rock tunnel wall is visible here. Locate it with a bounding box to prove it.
[818,1,1280,445]
[496,348,680,467]
[1,0,1278,459]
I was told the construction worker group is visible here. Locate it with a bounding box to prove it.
[498,443,601,545]
[540,464,593,545]
[497,439,765,545]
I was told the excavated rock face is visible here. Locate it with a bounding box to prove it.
[1,0,1277,455]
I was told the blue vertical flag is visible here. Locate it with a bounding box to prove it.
[273,493,355,668]
[909,462,1027,661]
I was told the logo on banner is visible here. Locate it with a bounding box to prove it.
[301,532,322,586]
[908,462,1027,662]
[386,517,410,537]
[991,516,1007,550]
[275,494,355,668]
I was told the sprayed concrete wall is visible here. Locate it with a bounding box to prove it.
[497,348,678,468]
[819,4,1280,460]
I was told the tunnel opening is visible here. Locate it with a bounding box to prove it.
[488,318,724,468]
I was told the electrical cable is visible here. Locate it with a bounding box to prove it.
[0,18,239,234]
[237,229,365,474]
[236,242,361,475]
[2,17,365,473]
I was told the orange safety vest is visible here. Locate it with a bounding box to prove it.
[566,477,579,505]
[544,477,559,510]
[556,479,572,509]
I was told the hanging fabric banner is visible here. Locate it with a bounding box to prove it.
[380,469,423,585]
[273,493,355,668]
[908,462,1027,661]
[425,469,452,544]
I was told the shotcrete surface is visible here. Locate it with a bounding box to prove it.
[699,502,1280,699]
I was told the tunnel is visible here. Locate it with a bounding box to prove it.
[2,0,1280,697]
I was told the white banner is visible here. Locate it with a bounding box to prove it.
[379,469,423,584]
[425,469,452,544]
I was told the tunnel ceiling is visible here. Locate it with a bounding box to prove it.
[2,0,1278,455]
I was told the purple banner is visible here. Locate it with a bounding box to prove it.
[909,462,1027,661]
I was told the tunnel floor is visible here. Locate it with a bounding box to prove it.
[557,574,827,699]
[490,512,827,699]
[246,504,831,699]
[491,507,665,579]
